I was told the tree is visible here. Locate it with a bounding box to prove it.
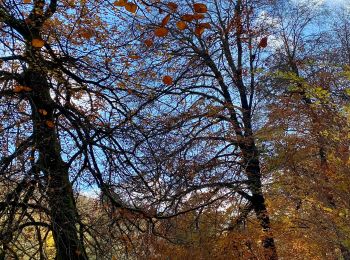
[0,0,146,258]
[116,0,281,258]
[262,0,350,258]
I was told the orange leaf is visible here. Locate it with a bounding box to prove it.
[161,14,171,27]
[128,54,141,60]
[167,2,178,12]
[181,14,194,22]
[38,109,48,115]
[162,75,173,85]
[22,86,32,91]
[125,2,137,13]
[13,86,24,93]
[23,0,31,3]
[259,37,268,48]
[45,120,55,128]
[193,3,207,13]
[176,21,187,30]
[198,22,211,29]
[13,86,32,92]
[114,0,127,6]
[31,38,45,48]
[193,13,205,20]
[144,39,153,47]
[154,27,168,37]
[195,25,205,37]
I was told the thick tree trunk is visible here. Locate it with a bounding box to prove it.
[243,142,278,260]
[25,67,87,260]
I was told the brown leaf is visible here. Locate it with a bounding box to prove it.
[125,2,137,13]
[32,38,45,48]
[161,14,171,27]
[38,109,48,116]
[198,22,211,29]
[176,21,187,31]
[167,2,178,12]
[13,86,23,93]
[144,39,153,47]
[154,27,168,37]
[113,0,127,6]
[193,3,207,13]
[162,75,173,85]
[259,37,268,48]
[193,13,205,20]
[45,120,55,128]
[181,14,195,22]
[195,25,205,36]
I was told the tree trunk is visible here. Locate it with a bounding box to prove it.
[340,245,350,260]
[243,142,278,260]
[25,67,87,260]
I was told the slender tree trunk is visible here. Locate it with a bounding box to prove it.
[25,66,87,260]
[243,141,278,260]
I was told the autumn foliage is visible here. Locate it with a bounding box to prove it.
[0,0,349,259]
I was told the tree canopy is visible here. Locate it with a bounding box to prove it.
[0,0,349,259]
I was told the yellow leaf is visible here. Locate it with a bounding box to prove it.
[154,27,168,37]
[32,38,45,48]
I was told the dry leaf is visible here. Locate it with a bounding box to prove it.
[259,37,268,48]
[176,21,187,30]
[181,14,194,22]
[45,120,55,128]
[114,0,127,6]
[144,39,153,47]
[161,14,171,27]
[32,38,45,48]
[167,2,178,12]
[22,86,32,91]
[193,3,207,13]
[13,86,23,93]
[195,25,205,36]
[38,109,48,116]
[125,2,137,13]
[162,75,173,85]
[154,27,168,37]
[193,13,205,20]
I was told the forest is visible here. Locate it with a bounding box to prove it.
[0,0,349,259]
